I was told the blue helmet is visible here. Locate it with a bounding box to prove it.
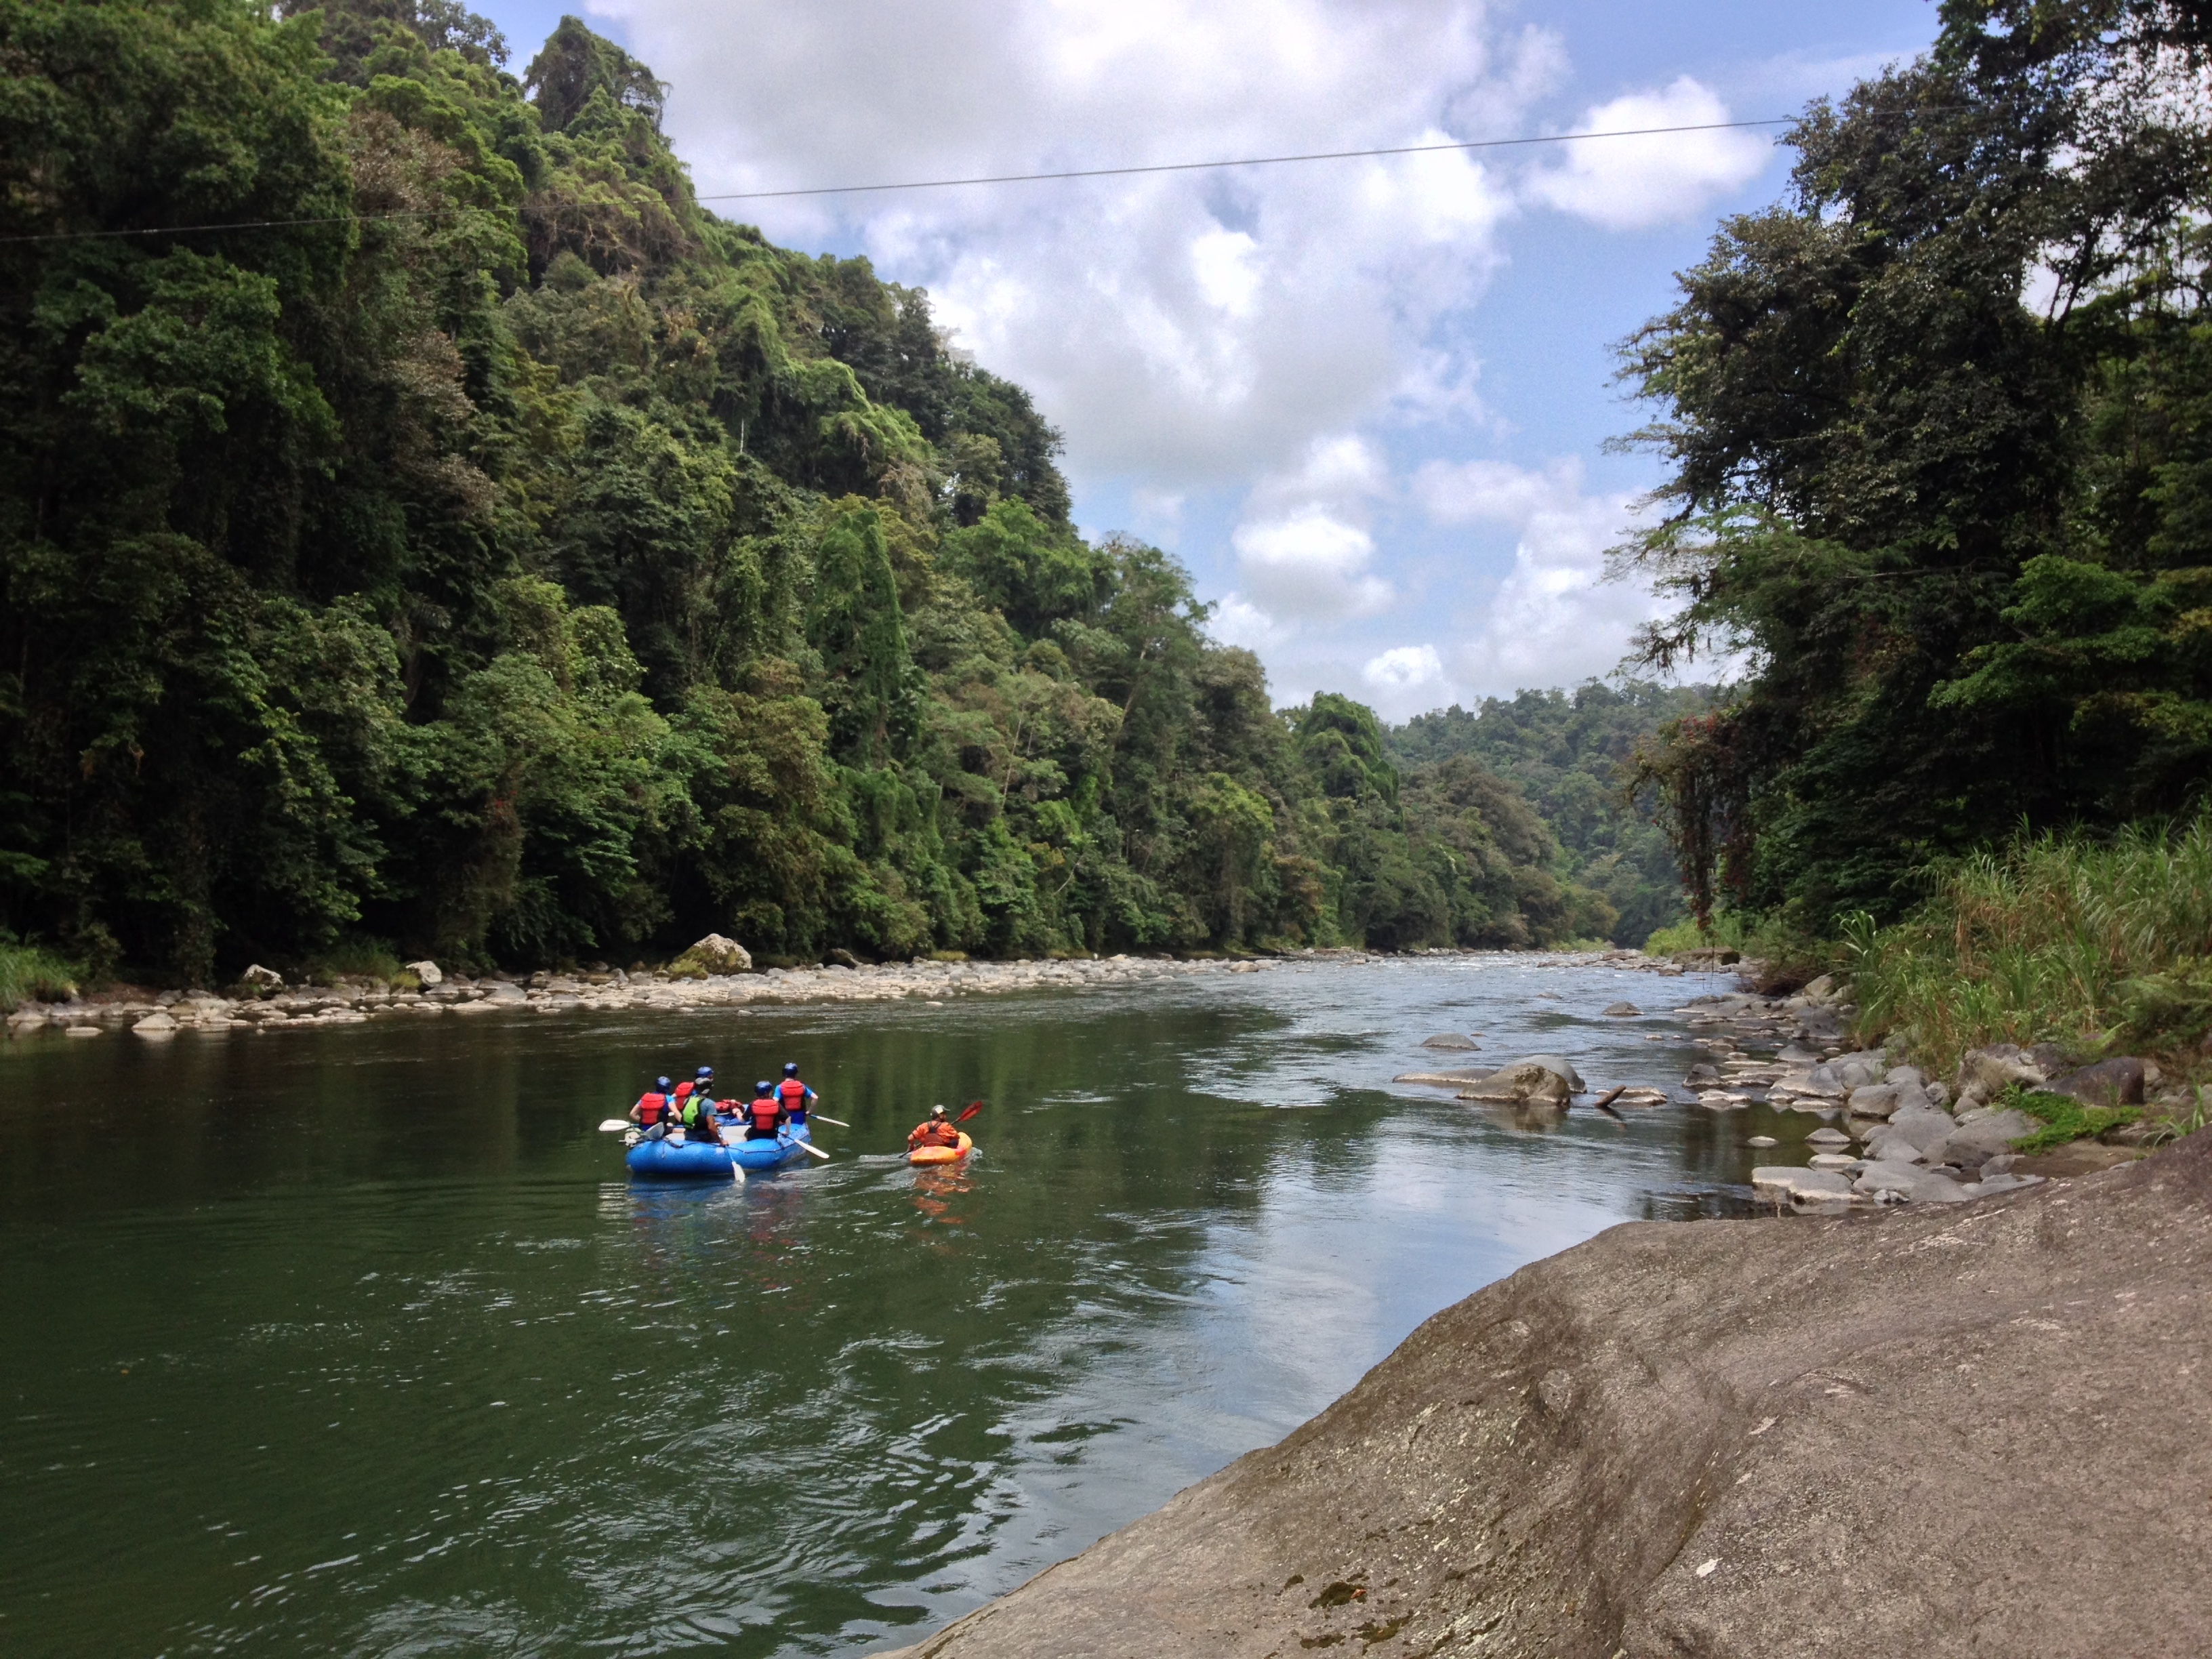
[756,1079,773,1094]
[657,1076,672,1090]
[783,1061,800,1076]
[697,1065,714,1079]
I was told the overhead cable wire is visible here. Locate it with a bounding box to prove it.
[0,114,1801,245]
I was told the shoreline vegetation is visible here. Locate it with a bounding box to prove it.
[0,0,1686,991]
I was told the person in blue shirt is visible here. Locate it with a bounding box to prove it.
[774,1061,817,1126]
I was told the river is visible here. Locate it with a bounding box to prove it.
[0,954,1763,1656]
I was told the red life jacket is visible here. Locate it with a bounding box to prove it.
[777,1078,809,1112]
[672,1080,695,1102]
[747,1094,782,1132]
[636,1092,669,1125]
[911,1118,958,1147]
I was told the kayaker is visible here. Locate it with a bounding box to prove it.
[907,1105,961,1150]
[630,1076,676,1140]
[775,1061,817,1125]
[743,1080,787,1141]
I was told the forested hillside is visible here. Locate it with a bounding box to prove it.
[0,0,1624,984]
[1389,680,1715,946]
[1623,0,2212,933]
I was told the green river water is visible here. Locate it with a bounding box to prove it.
[0,956,1776,1656]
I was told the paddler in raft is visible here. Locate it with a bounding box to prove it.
[741,1079,788,1141]
[775,1061,817,1126]
[630,1076,677,1140]
[907,1105,961,1152]
[673,1069,728,1145]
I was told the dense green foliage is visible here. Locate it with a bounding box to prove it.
[0,0,1597,983]
[1845,810,2212,1073]
[1389,680,1715,945]
[1621,0,2212,932]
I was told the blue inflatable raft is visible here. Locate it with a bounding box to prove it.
[625,1133,737,1181]
[730,1120,813,1172]
[623,1120,813,1181]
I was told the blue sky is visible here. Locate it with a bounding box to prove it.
[476,0,1940,717]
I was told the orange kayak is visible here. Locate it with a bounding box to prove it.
[908,1132,972,1166]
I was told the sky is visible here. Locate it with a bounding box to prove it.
[476,0,1942,720]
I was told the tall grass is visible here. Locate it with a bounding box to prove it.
[0,937,80,1010]
[1847,813,2212,1076]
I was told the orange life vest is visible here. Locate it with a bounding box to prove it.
[635,1092,670,1126]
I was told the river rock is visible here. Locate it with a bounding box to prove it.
[1809,1152,1858,1170]
[1885,1064,1929,1090]
[2045,1057,2146,1109]
[1419,1033,1481,1050]
[403,960,443,987]
[1751,1165,1858,1204]
[1847,1083,1904,1119]
[1602,1002,1641,1017]
[1806,1127,1852,1147]
[131,1010,178,1037]
[1955,1044,2049,1108]
[239,964,283,990]
[1747,1135,1778,1148]
[1458,1061,1571,1109]
[1881,1102,1958,1156]
[1683,1063,1721,1086]
[1854,1164,1974,1203]
[672,933,752,975]
[1925,1109,2036,1171]
[1813,1050,1889,1092]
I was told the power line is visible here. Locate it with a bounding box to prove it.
[0,115,1796,247]
[693,117,1794,203]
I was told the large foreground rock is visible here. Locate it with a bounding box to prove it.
[894,1132,2212,1659]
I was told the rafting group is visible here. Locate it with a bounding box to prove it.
[615,1060,976,1181]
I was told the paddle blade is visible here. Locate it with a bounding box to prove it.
[955,1101,984,1123]
[798,1139,831,1160]
[597,1118,631,1132]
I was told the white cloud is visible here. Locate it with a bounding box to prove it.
[1414,455,1665,691]
[1231,511,1393,619]
[1524,75,1771,230]
[601,0,1548,487]
[1363,644,1446,691]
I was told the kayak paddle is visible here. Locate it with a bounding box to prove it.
[955,1101,984,1123]
[597,1118,631,1132]
[808,1114,851,1128]
[794,1138,832,1160]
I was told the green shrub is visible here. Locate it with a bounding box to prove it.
[1848,813,2212,1074]
[0,938,81,1009]
[2005,1086,2142,1153]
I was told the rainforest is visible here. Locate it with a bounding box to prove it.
[0,0,1687,985]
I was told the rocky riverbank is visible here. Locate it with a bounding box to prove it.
[882,1128,2212,1658]
[1,943,1687,1041]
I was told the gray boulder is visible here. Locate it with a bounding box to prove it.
[239,964,283,989]
[1847,1084,1903,1120]
[1419,1033,1481,1050]
[2045,1057,2146,1109]
[1813,1050,1889,1092]
[1751,1166,1857,1205]
[1518,1054,1586,1090]
[673,933,752,975]
[1884,1065,1929,1090]
[1886,1102,1959,1155]
[403,959,443,987]
[1602,1002,1641,1018]
[1854,1164,1974,1204]
[1926,1108,2037,1171]
[1458,1061,1572,1109]
[1954,1044,2048,1109]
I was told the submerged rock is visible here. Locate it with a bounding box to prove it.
[892,1132,2212,1659]
[1418,1033,1481,1050]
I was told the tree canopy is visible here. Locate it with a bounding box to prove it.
[0,0,1612,981]
[1620,0,2212,929]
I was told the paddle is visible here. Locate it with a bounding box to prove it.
[794,1138,832,1160]
[808,1114,851,1128]
[597,1118,631,1132]
[955,1101,984,1124]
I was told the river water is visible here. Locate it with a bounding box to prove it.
[0,955,1767,1656]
